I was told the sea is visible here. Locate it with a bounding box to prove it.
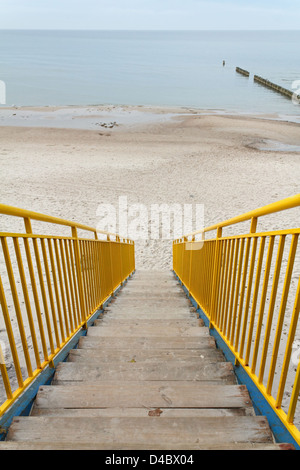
[0,30,300,118]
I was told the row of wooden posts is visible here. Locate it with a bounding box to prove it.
[235,66,299,100]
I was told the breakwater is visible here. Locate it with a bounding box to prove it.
[253,74,295,99]
[236,67,250,77]
[235,66,300,102]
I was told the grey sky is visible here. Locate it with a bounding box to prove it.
[0,0,299,30]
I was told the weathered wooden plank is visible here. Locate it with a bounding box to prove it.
[31,407,250,418]
[52,361,236,384]
[77,335,216,349]
[6,416,274,446]
[118,294,185,299]
[104,304,194,311]
[107,300,191,308]
[95,318,200,327]
[87,325,209,337]
[117,294,186,300]
[0,441,290,450]
[106,300,193,306]
[118,292,185,297]
[101,308,198,316]
[33,383,251,410]
[94,313,200,328]
[101,311,196,319]
[119,289,185,295]
[104,307,192,315]
[67,347,225,363]
[104,302,194,308]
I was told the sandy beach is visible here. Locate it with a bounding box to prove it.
[0,105,299,270]
[0,104,300,424]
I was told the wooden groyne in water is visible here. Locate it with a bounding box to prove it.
[235,66,300,102]
[236,67,250,77]
[253,74,294,99]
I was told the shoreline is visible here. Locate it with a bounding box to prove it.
[1,104,300,153]
[0,105,299,251]
[1,103,300,129]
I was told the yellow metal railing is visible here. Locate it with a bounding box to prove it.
[173,194,300,446]
[0,205,135,416]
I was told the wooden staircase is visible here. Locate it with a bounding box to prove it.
[0,271,291,449]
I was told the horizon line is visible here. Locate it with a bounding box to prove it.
[0,28,300,32]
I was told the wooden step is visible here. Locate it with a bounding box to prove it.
[52,361,236,384]
[31,407,251,418]
[32,383,252,411]
[5,415,274,448]
[107,299,190,306]
[119,287,183,293]
[77,335,216,349]
[107,295,192,301]
[95,318,200,327]
[119,292,185,297]
[101,311,197,319]
[104,304,195,311]
[67,347,225,363]
[104,302,195,309]
[0,441,291,450]
[117,292,186,297]
[105,305,192,312]
[86,325,209,337]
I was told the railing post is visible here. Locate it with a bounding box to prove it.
[23,216,32,234]
[0,341,12,400]
[23,217,49,362]
[188,236,195,296]
[71,226,87,325]
[0,273,23,389]
[210,227,222,327]
[117,236,124,286]
[107,235,115,296]
[250,216,258,234]
[182,237,187,285]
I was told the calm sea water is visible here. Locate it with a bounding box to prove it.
[0,30,300,116]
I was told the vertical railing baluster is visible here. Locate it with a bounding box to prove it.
[71,227,87,325]
[47,239,65,344]
[251,236,275,374]
[14,237,41,369]
[23,218,48,362]
[244,236,266,366]
[276,263,300,410]
[267,234,298,395]
[0,272,24,388]
[1,237,33,377]
[258,235,285,385]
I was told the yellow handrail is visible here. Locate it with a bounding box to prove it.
[0,203,125,239]
[180,194,300,239]
[0,205,135,417]
[173,195,300,446]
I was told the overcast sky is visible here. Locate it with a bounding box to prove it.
[0,0,299,30]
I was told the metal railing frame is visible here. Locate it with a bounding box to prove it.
[0,204,135,418]
[173,194,300,447]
